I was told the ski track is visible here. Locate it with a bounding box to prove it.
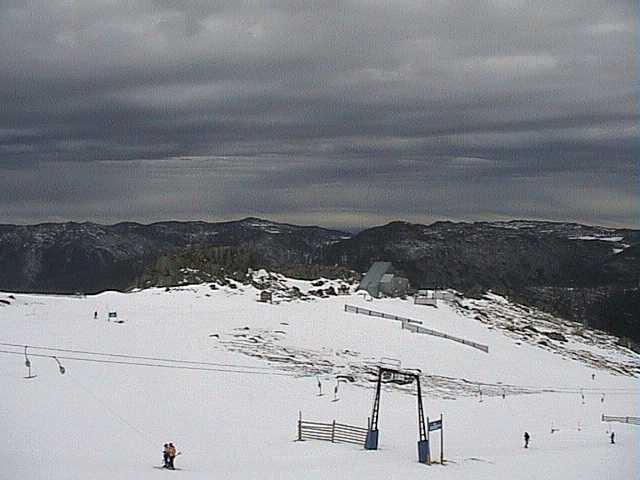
[215,327,538,399]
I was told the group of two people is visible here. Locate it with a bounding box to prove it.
[162,443,178,470]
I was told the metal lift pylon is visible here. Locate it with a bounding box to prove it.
[365,366,429,463]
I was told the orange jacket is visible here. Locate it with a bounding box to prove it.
[168,446,177,457]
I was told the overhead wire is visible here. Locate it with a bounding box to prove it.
[0,341,279,370]
[65,371,157,448]
[0,349,297,377]
[0,342,636,394]
[483,381,638,394]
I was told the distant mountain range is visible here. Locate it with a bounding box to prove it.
[0,218,348,293]
[323,220,639,291]
[1,217,638,342]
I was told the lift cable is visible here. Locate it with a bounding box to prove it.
[0,349,297,377]
[0,341,280,371]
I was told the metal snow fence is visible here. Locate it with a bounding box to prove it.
[346,304,488,353]
[344,305,422,325]
[408,324,489,353]
[345,304,489,353]
[602,415,640,425]
[297,413,368,447]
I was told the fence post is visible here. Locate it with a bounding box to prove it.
[440,413,444,464]
[298,411,302,441]
[331,420,336,443]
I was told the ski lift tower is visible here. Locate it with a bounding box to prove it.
[365,366,429,463]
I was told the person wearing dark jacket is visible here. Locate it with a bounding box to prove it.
[524,431,530,448]
[162,444,170,468]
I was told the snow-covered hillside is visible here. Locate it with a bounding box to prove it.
[1,280,638,480]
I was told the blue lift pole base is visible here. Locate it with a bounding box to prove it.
[418,439,430,464]
[365,430,379,450]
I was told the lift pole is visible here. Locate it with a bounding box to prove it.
[416,376,429,463]
[365,367,383,449]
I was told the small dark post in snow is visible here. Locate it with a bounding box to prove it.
[440,413,444,465]
[53,356,66,375]
[24,346,36,379]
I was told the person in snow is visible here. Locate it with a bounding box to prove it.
[162,444,170,468]
[524,431,530,448]
[167,443,177,469]
[610,432,615,444]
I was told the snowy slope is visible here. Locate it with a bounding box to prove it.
[1,282,638,480]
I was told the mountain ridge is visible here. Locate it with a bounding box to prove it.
[1,216,637,343]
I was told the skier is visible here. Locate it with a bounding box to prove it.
[162,444,170,468]
[167,443,177,470]
[610,432,615,444]
[524,431,530,448]
[94,311,98,320]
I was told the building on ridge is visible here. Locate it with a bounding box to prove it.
[358,262,409,298]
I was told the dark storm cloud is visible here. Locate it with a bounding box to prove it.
[0,0,636,228]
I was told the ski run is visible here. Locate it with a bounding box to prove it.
[1,275,638,480]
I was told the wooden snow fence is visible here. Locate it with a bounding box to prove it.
[344,304,489,354]
[297,413,368,447]
[602,415,640,425]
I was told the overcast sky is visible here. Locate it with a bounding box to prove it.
[0,0,636,230]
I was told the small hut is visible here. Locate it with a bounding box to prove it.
[414,290,437,307]
[259,291,273,303]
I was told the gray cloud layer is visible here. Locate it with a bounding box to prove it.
[0,0,637,229]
